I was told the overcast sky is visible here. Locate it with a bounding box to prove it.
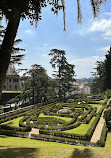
[15,0,111,78]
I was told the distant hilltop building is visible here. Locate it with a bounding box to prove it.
[72,82,91,94]
[3,64,20,91]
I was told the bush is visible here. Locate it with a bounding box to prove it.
[97,122,107,147]
[84,108,97,124]
[39,129,88,140]
[85,115,100,140]
[31,134,97,147]
[0,129,27,137]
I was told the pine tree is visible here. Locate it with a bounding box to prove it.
[49,49,75,100]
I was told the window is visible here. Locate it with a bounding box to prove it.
[15,85,17,89]
[4,85,6,89]
[9,79,11,82]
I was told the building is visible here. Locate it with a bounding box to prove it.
[71,82,91,94]
[3,65,20,91]
[82,85,90,94]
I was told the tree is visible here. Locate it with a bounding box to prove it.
[104,47,111,90]
[21,64,48,104]
[10,39,25,66]
[0,17,25,66]
[90,47,111,94]
[0,0,107,97]
[49,49,75,100]
[15,64,60,105]
[91,61,105,94]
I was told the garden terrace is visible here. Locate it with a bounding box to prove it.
[0,95,107,147]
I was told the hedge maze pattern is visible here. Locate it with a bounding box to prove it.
[0,95,107,147]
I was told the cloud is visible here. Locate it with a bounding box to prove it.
[104,12,111,16]
[89,19,111,32]
[43,43,48,47]
[70,56,105,78]
[25,30,33,34]
[89,18,111,40]
[97,46,110,52]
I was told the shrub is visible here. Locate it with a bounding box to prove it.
[31,134,97,147]
[84,108,97,124]
[85,115,100,140]
[97,122,107,147]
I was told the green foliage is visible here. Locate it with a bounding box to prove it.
[18,64,60,105]
[31,133,97,147]
[0,92,21,104]
[0,96,106,147]
[49,49,75,100]
[105,89,111,99]
[97,122,107,147]
[91,47,111,94]
[32,117,65,129]
[104,108,111,128]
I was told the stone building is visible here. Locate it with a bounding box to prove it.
[3,65,20,91]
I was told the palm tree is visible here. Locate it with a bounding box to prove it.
[0,0,107,98]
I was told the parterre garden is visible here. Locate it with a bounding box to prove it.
[0,94,108,148]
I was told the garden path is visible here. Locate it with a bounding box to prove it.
[90,116,105,143]
[28,128,39,138]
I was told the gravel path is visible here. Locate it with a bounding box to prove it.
[28,128,39,138]
[91,116,105,143]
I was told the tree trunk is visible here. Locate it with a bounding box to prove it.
[0,15,21,100]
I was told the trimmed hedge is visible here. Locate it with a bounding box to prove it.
[60,121,81,131]
[0,123,31,132]
[39,129,87,140]
[84,108,97,124]
[85,115,100,140]
[97,121,107,147]
[31,134,97,147]
[0,128,27,137]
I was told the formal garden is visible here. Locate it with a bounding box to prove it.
[0,94,108,150]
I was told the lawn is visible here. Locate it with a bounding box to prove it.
[0,134,111,158]
[1,116,23,127]
[62,117,95,135]
[39,113,72,122]
[0,100,111,157]
[89,104,102,113]
[97,100,106,104]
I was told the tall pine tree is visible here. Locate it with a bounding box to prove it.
[49,49,75,100]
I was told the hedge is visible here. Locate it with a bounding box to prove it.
[79,107,92,121]
[63,117,77,126]
[85,115,100,140]
[39,129,87,140]
[31,134,97,147]
[84,108,97,124]
[0,123,31,132]
[19,116,28,127]
[0,128,28,137]
[97,121,107,147]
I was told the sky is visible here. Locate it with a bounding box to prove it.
[14,0,111,79]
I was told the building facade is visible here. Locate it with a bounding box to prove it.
[3,65,20,91]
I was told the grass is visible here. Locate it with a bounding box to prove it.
[2,91,21,93]
[0,115,111,157]
[89,104,102,113]
[0,135,82,149]
[39,113,72,122]
[0,135,111,158]
[105,132,111,147]
[97,100,106,104]
[1,116,23,127]
[0,100,111,157]
[0,147,111,158]
[62,117,95,135]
